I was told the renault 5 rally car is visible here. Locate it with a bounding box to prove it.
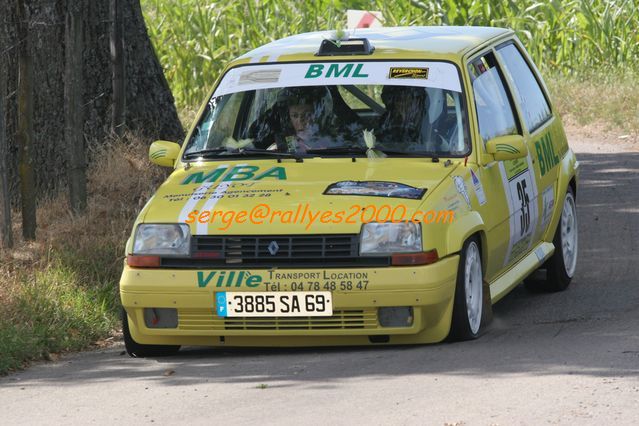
[120,26,579,356]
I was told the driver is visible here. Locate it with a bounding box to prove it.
[377,85,429,149]
[278,86,334,153]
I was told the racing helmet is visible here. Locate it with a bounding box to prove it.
[380,85,429,124]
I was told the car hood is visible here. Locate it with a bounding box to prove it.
[142,158,459,234]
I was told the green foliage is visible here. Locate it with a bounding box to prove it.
[142,0,639,113]
[144,0,348,109]
[379,0,639,72]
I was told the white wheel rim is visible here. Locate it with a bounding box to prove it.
[464,241,483,334]
[561,192,578,278]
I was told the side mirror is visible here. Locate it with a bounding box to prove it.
[485,135,528,161]
[149,140,181,167]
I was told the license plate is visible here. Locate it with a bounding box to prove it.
[215,292,333,317]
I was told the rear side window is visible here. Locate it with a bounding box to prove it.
[469,52,519,143]
[497,43,551,132]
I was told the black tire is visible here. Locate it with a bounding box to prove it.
[449,236,486,341]
[122,308,180,358]
[525,186,578,292]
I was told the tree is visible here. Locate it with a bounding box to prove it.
[16,0,36,240]
[0,0,183,207]
[65,0,87,213]
[111,0,125,137]
[0,61,12,248]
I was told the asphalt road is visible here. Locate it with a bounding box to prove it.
[1,132,638,425]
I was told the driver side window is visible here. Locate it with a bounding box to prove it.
[469,52,520,144]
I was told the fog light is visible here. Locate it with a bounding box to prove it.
[144,308,178,328]
[378,307,413,327]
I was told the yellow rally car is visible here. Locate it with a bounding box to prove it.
[120,26,579,356]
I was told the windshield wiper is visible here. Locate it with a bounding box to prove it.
[183,148,228,159]
[184,148,305,162]
[239,148,305,162]
[306,146,419,157]
[306,146,369,155]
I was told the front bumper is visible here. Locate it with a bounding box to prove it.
[120,255,459,346]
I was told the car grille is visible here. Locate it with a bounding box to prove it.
[178,308,378,331]
[160,234,390,268]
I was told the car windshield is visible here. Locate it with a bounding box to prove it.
[184,61,469,159]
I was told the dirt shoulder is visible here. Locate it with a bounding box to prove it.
[565,123,639,153]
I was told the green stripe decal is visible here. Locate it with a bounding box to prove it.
[496,144,520,153]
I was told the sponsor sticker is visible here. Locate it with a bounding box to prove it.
[213,61,463,97]
[199,270,371,292]
[504,157,528,180]
[324,181,426,199]
[388,67,429,79]
[453,176,471,208]
[239,68,282,84]
[541,185,555,232]
[534,133,560,177]
[181,165,287,185]
[470,169,487,206]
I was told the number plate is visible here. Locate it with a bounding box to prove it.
[215,292,333,317]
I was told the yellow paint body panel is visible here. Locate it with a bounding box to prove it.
[121,256,459,346]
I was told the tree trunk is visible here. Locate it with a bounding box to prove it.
[121,0,183,140]
[65,0,87,213]
[0,62,13,249]
[111,0,125,137]
[16,0,36,240]
[0,0,183,206]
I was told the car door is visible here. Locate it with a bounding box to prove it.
[495,40,567,246]
[466,49,532,280]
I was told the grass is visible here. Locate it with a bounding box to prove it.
[0,255,117,373]
[0,136,166,375]
[141,0,639,119]
[546,69,639,134]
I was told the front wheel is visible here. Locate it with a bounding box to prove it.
[122,308,180,358]
[449,236,485,341]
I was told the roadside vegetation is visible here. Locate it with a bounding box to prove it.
[0,139,165,373]
[143,0,639,133]
[548,70,639,134]
[1,0,637,375]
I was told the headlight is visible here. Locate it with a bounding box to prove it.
[133,224,191,256]
[359,222,422,255]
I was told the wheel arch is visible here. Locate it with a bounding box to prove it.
[569,176,577,200]
[544,150,579,242]
[445,211,487,272]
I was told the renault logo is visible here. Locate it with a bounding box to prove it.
[267,241,280,256]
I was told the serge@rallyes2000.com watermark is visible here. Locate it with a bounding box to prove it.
[184,203,454,231]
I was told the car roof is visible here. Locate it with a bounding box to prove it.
[238,26,513,63]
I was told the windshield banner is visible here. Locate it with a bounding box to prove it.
[213,61,462,97]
